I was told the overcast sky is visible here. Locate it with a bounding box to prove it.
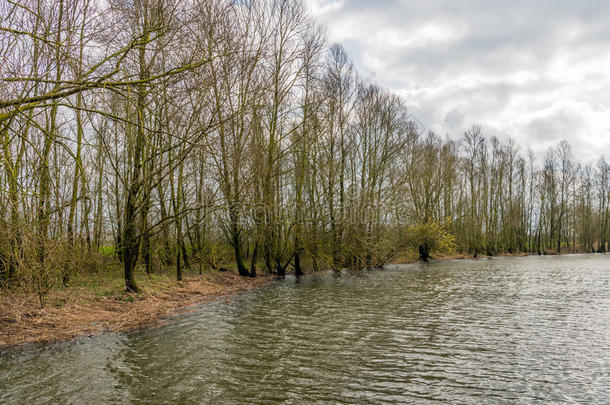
[309,0,610,162]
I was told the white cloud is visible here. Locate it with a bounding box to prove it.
[310,0,610,162]
[308,0,345,15]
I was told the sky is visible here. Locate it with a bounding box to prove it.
[309,0,610,163]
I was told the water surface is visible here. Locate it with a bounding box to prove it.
[2,254,610,404]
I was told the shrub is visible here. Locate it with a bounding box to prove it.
[406,220,456,261]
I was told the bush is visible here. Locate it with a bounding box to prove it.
[406,220,456,261]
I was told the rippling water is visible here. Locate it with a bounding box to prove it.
[1,254,610,404]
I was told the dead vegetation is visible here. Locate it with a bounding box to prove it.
[0,270,273,349]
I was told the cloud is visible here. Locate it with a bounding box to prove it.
[309,0,610,162]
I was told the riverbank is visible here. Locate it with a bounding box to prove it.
[0,250,586,350]
[391,251,531,264]
[0,270,274,349]
[3,254,609,404]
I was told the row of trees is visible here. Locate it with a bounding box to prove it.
[1,0,608,300]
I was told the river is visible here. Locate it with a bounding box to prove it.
[1,254,609,404]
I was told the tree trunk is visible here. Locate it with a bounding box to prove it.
[419,244,430,262]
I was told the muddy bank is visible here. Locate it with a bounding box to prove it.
[0,271,274,349]
[0,251,582,350]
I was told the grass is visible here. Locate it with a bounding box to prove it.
[98,245,116,257]
[68,266,182,298]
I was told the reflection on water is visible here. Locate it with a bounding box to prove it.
[2,254,610,404]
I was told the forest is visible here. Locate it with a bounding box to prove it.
[1,0,609,304]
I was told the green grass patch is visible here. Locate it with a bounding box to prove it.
[99,245,116,257]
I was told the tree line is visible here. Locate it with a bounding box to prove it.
[1,0,608,301]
